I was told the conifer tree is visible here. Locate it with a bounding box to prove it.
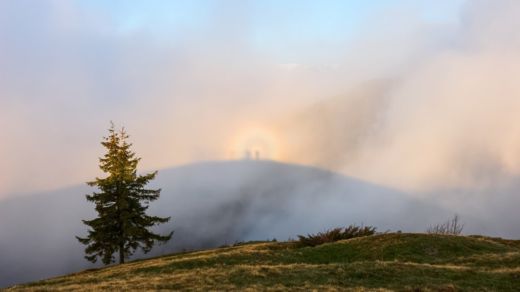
[77,124,172,265]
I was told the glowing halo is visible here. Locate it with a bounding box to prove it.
[229,126,282,161]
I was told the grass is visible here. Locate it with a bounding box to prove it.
[7,233,520,291]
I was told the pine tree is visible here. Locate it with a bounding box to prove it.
[77,124,173,265]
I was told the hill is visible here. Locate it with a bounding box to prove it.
[8,233,520,291]
[0,160,450,287]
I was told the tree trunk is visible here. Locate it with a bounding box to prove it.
[119,244,125,264]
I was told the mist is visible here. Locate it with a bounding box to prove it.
[0,160,455,286]
[2,0,520,287]
[0,0,463,196]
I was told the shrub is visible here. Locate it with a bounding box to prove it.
[427,214,464,235]
[297,225,377,247]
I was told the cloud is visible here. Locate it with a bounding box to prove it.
[271,0,520,195]
[1,0,520,204]
[0,0,366,195]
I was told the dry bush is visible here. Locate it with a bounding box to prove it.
[297,225,377,247]
[427,214,464,235]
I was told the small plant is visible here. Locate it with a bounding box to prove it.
[427,214,464,235]
[297,225,377,247]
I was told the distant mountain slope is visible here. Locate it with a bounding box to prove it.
[150,160,447,251]
[8,233,520,291]
[0,160,449,287]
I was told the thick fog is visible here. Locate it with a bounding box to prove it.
[2,0,520,287]
[4,0,520,197]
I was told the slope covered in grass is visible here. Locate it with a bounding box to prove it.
[8,233,520,291]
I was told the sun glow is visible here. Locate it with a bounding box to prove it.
[229,126,283,161]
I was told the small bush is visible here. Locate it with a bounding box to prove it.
[297,225,377,247]
[427,214,464,235]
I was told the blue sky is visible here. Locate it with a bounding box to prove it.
[83,0,466,61]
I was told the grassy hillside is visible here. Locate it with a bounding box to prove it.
[7,233,520,291]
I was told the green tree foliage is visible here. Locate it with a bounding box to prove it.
[77,124,173,265]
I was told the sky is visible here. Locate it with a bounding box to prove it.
[85,0,464,63]
[2,0,520,200]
